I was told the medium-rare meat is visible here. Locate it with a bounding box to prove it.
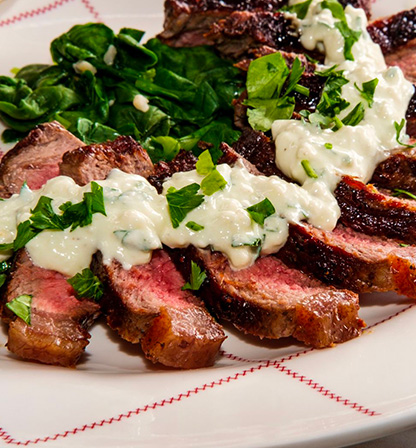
[91,250,225,369]
[171,247,364,348]
[59,135,155,185]
[0,121,84,198]
[1,250,100,367]
[60,137,226,368]
[278,223,416,298]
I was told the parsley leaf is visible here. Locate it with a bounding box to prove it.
[394,119,416,148]
[196,149,215,175]
[301,160,319,178]
[246,198,276,226]
[0,261,11,288]
[186,221,204,231]
[354,78,378,108]
[341,102,365,127]
[231,237,263,248]
[67,268,104,300]
[6,294,32,325]
[182,261,207,291]
[166,183,205,228]
[335,21,362,61]
[30,196,66,231]
[322,0,346,21]
[200,168,227,196]
[245,52,309,131]
[196,150,227,196]
[316,69,350,118]
[280,0,313,19]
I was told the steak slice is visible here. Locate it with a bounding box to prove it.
[278,223,416,297]
[1,250,100,367]
[371,145,416,193]
[59,136,154,185]
[172,247,364,348]
[0,121,84,198]
[335,176,416,243]
[91,250,225,369]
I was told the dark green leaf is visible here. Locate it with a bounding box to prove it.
[67,268,104,300]
[342,102,365,127]
[6,294,32,325]
[182,261,207,291]
[246,198,276,226]
[166,183,205,228]
[334,21,362,61]
[354,78,378,108]
[30,196,66,230]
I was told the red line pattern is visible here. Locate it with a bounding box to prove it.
[0,0,101,28]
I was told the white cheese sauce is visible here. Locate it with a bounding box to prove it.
[0,1,413,276]
[0,164,337,275]
[274,0,414,190]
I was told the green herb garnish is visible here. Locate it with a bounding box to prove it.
[341,102,365,127]
[244,53,309,132]
[67,268,104,301]
[354,78,379,108]
[186,221,204,231]
[301,160,319,178]
[394,119,416,148]
[166,183,204,228]
[196,150,227,196]
[392,189,416,200]
[246,198,276,226]
[325,143,333,149]
[182,261,207,291]
[6,294,32,325]
[280,0,313,19]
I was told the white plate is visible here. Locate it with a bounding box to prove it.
[0,1,416,447]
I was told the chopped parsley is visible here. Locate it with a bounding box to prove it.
[280,0,313,19]
[325,143,333,149]
[354,78,379,108]
[322,0,362,61]
[301,160,319,178]
[186,221,204,231]
[67,268,104,301]
[6,294,32,325]
[0,261,12,289]
[196,150,227,196]
[392,189,416,201]
[394,119,416,148]
[244,53,309,132]
[246,198,276,226]
[341,102,365,127]
[182,261,207,291]
[166,183,205,228]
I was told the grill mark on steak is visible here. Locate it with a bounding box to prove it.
[91,250,225,369]
[1,250,100,367]
[0,121,84,198]
[59,135,155,185]
[171,247,364,348]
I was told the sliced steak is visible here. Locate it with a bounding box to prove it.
[206,11,301,59]
[335,176,416,243]
[1,250,100,367]
[59,135,155,185]
[0,121,84,198]
[91,250,225,369]
[159,0,288,47]
[172,247,364,348]
[371,145,416,193]
[278,223,416,298]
